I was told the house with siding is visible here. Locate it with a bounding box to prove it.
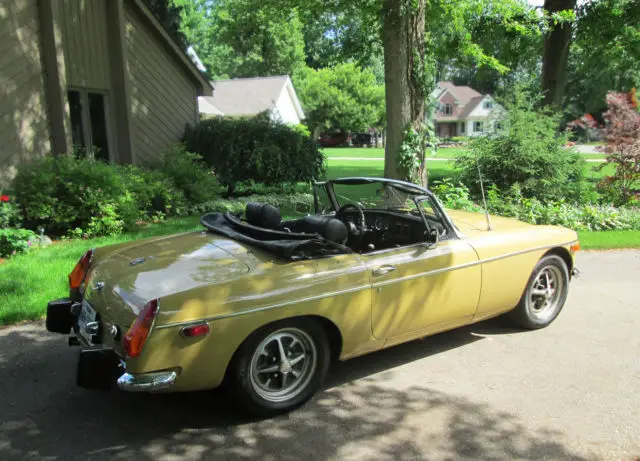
[198,76,305,125]
[0,0,212,188]
[431,81,504,138]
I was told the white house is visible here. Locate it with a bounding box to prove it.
[198,75,305,125]
[431,81,504,138]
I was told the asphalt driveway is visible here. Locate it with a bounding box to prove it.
[0,250,638,461]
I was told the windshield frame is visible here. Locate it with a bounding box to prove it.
[313,177,461,239]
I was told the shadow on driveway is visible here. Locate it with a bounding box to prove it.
[0,319,590,461]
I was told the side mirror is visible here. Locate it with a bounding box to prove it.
[295,201,312,215]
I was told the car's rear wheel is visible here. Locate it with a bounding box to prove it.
[509,254,570,329]
[227,318,330,416]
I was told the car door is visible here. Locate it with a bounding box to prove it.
[365,238,481,341]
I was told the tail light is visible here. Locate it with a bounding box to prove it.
[69,249,94,289]
[123,299,159,358]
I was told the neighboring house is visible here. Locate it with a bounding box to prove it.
[431,81,504,138]
[198,76,305,125]
[0,0,212,188]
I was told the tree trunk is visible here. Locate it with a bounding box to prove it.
[382,0,426,181]
[541,0,577,109]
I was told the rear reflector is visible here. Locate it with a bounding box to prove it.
[123,299,159,358]
[69,249,94,289]
[180,323,210,338]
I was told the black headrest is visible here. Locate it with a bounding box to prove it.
[302,216,348,244]
[245,203,282,229]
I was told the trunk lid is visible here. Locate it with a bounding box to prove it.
[84,232,252,332]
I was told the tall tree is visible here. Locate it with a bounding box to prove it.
[210,0,306,78]
[382,0,427,180]
[564,0,640,121]
[541,0,577,109]
[171,0,218,75]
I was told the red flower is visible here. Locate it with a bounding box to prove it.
[0,195,9,202]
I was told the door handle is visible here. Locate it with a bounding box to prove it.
[372,265,397,277]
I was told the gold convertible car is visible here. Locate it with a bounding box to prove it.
[46,177,580,415]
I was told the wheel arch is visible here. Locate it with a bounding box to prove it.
[223,314,343,382]
[543,247,573,274]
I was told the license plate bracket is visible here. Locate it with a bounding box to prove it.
[78,300,97,344]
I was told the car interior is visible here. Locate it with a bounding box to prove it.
[234,201,448,254]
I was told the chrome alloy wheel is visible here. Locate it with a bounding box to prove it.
[248,328,317,403]
[526,265,564,322]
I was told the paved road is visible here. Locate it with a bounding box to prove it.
[1,251,638,461]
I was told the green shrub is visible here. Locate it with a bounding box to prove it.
[0,196,21,228]
[0,228,37,258]
[183,116,325,194]
[486,184,640,231]
[119,165,187,219]
[431,179,481,212]
[14,155,138,236]
[456,89,587,203]
[160,144,220,205]
[431,178,640,232]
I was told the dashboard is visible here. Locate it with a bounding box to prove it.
[340,209,447,251]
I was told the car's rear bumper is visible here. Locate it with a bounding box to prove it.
[117,371,178,392]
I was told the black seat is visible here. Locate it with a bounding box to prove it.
[287,215,348,244]
[245,203,282,229]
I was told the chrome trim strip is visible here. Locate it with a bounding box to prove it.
[372,240,577,288]
[154,284,371,330]
[155,240,577,329]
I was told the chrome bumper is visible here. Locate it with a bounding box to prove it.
[117,371,177,392]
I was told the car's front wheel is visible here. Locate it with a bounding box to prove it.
[509,254,570,329]
[227,318,330,416]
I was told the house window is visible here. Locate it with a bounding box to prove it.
[443,104,452,115]
[483,100,493,109]
[473,121,484,132]
[67,89,110,161]
[460,122,465,133]
[495,121,503,131]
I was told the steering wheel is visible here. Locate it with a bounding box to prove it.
[336,203,366,246]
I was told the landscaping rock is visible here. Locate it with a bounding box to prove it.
[28,235,53,248]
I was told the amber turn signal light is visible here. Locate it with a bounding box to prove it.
[570,242,581,253]
[123,299,159,358]
[69,249,94,289]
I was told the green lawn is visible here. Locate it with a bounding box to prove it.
[578,230,640,250]
[327,155,610,184]
[323,147,609,161]
[323,147,466,159]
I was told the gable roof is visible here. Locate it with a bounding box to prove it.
[460,95,486,117]
[436,81,482,106]
[133,0,212,96]
[433,82,495,121]
[200,75,304,119]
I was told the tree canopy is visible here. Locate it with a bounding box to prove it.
[166,0,640,179]
[294,63,385,135]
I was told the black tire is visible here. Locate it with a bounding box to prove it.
[509,254,570,329]
[226,318,330,416]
